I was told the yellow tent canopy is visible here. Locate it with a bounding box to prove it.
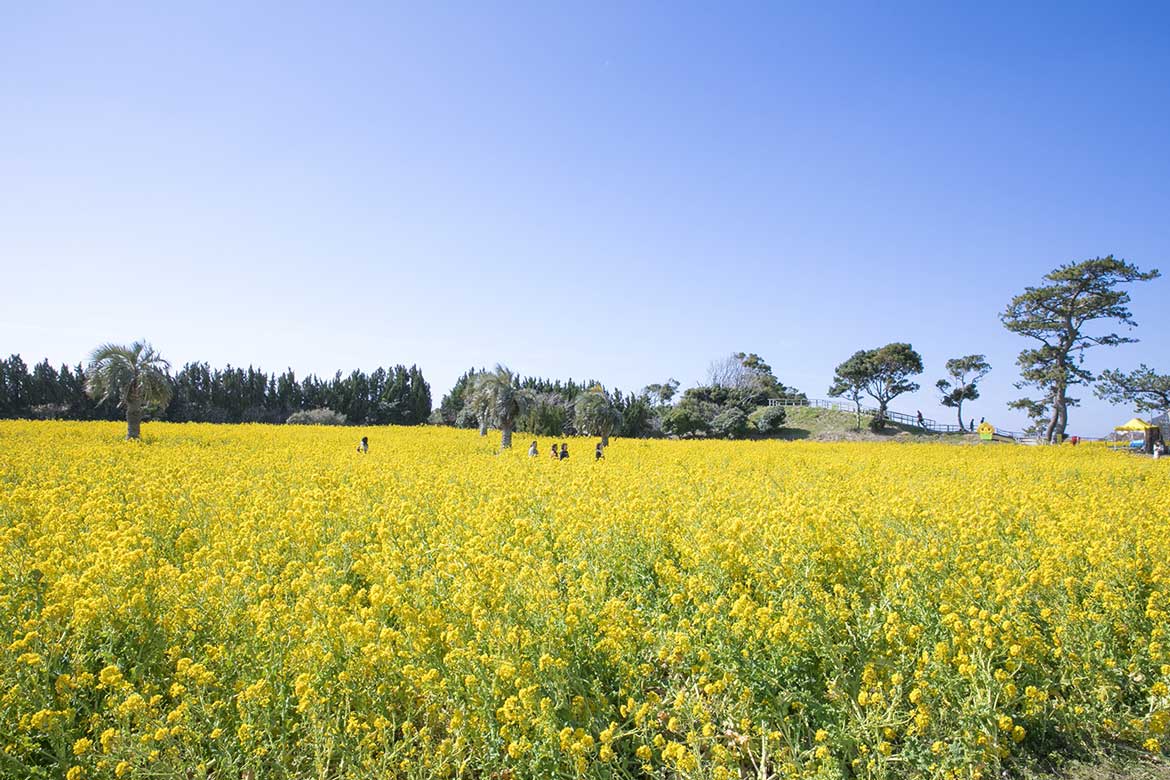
[1115,417,1155,431]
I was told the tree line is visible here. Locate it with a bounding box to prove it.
[0,353,431,427]
[432,352,807,447]
[3,256,1164,445]
[432,256,1165,448]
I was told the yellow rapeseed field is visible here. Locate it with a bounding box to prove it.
[1,421,1167,779]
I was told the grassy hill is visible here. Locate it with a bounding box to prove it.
[775,405,970,441]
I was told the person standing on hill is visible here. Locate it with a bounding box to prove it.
[916,410,925,427]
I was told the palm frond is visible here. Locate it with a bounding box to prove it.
[85,341,173,410]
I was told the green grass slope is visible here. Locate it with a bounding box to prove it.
[775,405,971,441]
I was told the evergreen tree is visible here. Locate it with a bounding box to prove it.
[1001,256,1159,443]
[1096,364,1170,417]
[408,365,432,424]
[935,355,992,429]
[2,355,30,417]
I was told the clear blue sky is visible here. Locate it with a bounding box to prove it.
[2,2,1167,435]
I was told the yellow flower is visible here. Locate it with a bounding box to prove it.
[0,421,1164,773]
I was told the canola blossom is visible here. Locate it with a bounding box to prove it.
[1,421,1168,779]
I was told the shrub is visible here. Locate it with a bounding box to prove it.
[748,405,787,434]
[286,408,347,425]
[454,406,481,429]
[662,398,718,438]
[30,403,70,420]
[711,407,750,438]
[520,396,572,437]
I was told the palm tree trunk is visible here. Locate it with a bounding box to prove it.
[501,424,513,449]
[126,400,143,440]
[601,432,609,447]
[479,416,488,436]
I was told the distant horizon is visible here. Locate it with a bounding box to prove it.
[3,3,1167,437]
[2,325,1163,437]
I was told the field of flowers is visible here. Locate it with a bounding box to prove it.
[1,421,1167,779]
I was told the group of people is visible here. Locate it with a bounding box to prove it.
[357,435,605,460]
[528,440,605,461]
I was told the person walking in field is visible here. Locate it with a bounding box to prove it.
[550,443,559,459]
[559,443,569,460]
[357,436,368,453]
[595,441,604,461]
[528,440,538,457]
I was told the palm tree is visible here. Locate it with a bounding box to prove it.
[478,365,534,449]
[86,341,172,439]
[574,387,622,447]
[466,373,494,436]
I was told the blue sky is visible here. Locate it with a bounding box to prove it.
[2,2,1167,435]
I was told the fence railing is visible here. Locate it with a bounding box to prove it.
[769,396,1025,440]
